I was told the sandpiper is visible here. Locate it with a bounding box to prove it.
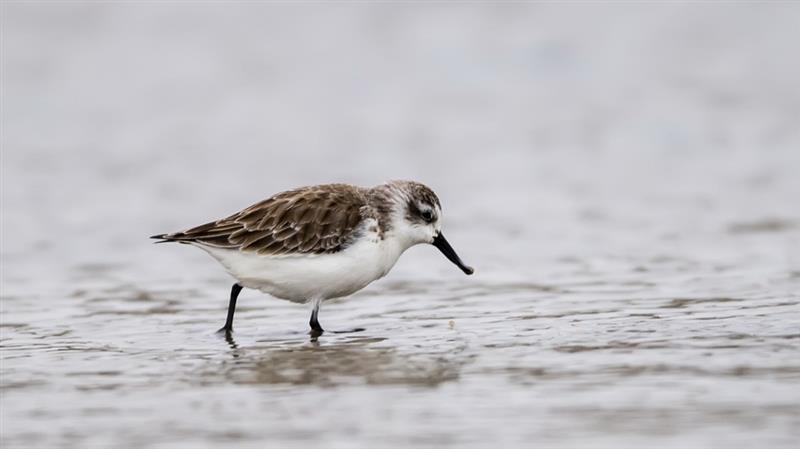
[151,181,474,335]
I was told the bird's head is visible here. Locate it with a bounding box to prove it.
[380,180,474,275]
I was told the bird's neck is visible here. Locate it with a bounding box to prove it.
[366,184,407,239]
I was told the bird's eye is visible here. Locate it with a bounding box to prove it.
[421,210,434,222]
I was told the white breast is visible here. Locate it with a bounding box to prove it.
[194,222,408,303]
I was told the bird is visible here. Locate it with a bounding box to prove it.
[150,180,474,336]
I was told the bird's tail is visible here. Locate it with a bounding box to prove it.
[149,233,187,244]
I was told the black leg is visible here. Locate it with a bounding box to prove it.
[218,283,243,334]
[309,303,324,335]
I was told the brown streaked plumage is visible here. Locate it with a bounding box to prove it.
[152,184,370,255]
[151,181,446,256]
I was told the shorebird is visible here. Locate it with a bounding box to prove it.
[151,181,473,336]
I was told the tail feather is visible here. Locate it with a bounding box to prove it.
[150,233,188,244]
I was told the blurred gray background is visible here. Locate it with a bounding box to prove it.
[2,3,800,449]
[4,2,798,276]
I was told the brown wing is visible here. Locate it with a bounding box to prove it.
[153,184,367,255]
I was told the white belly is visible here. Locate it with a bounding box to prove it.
[194,233,407,303]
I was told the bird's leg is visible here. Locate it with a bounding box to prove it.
[309,299,324,336]
[217,283,243,334]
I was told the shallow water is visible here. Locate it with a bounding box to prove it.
[4,261,800,448]
[3,3,800,449]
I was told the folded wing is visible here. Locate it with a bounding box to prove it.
[151,184,367,255]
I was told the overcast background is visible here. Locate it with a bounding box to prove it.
[4,2,799,280]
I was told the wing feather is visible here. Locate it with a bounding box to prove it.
[156,184,368,255]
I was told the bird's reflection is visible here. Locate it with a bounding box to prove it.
[213,331,460,387]
[222,330,239,351]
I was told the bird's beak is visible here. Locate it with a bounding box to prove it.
[431,232,474,275]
